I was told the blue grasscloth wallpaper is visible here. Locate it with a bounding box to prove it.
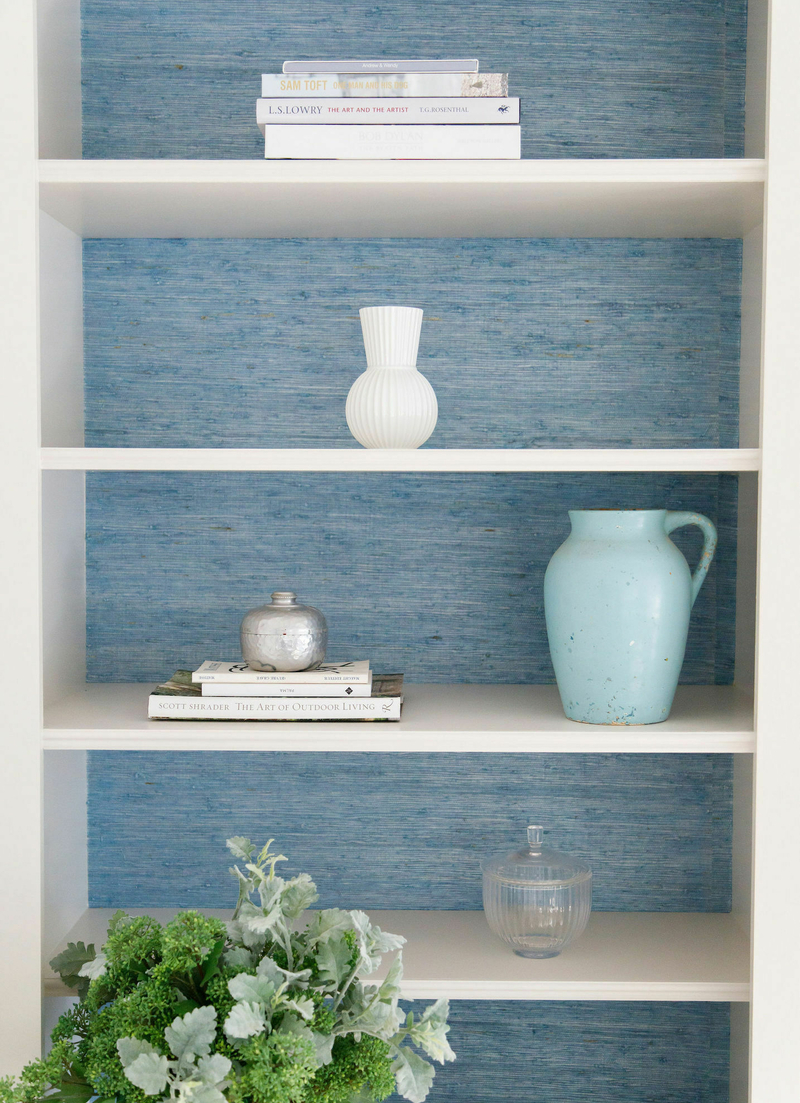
[80,0,746,159]
[405,1002,730,1103]
[83,238,741,451]
[87,752,731,911]
[80,5,742,1096]
[85,472,736,685]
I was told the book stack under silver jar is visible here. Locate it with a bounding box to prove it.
[147,663,404,721]
[257,58,520,159]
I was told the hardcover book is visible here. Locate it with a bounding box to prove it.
[256,98,519,126]
[263,124,521,159]
[282,59,479,74]
[261,73,509,98]
[192,659,371,683]
[202,675,373,697]
[150,671,403,721]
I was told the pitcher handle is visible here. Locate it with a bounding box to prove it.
[665,511,718,608]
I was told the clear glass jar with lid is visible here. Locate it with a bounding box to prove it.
[481,825,592,958]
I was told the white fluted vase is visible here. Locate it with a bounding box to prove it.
[346,305,438,449]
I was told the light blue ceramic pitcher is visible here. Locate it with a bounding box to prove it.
[544,509,717,725]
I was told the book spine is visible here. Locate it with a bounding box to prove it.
[282,59,479,74]
[201,680,372,697]
[193,670,371,684]
[148,695,402,720]
[264,124,521,160]
[261,74,509,97]
[257,98,519,127]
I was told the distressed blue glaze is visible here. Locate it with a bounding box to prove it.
[85,471,736,685]
[87,752,731,911]
[83,238,741,450]
[80,0,746,159]
[409,1002,729,1103]
[544,510,718,724]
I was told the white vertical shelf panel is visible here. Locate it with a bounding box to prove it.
[0,0,45,1076]
[749,0,800,1097]
[38,158,765,239]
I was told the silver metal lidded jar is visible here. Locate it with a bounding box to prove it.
[240,591,328,672]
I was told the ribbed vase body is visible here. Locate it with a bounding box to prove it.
[346,305,438,449]
[482,826,592,958]
[482,874,592,958]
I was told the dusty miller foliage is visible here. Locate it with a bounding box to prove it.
[0,838,454,1103]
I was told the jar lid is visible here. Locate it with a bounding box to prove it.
[481,825,591,888]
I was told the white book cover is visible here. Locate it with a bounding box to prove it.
[257,98,519,127]
[261,73,509,98]
[148,695,402,721]
[264,124,521,160]
[202,677,372,697]
[282,59,479,74]
[192,660,371,684]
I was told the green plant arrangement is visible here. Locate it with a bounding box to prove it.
[1,838,454,1103]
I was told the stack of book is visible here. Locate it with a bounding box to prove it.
[148,661,404,721]
[257,58,520,160]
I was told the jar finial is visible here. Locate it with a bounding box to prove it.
[527,825,544,850]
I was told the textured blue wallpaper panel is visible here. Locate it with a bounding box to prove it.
[85,472,736,685]
[409,1002,729,1103]
[87,752,731,911]
[80,1,746,159]
[83,238,741,450]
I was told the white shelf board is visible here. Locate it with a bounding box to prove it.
[42,683,754,752]
[40,447,761,473]
[44,908,749,1002]
[38,159,765,239]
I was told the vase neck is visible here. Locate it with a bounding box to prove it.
[360,305,423,368]
[568,509,668,539]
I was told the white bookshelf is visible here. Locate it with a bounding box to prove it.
[2,0,800,1099]
[40,447,762,472]
[38,158,765,239]
[44,909,750,1003]
[43,683,754,753]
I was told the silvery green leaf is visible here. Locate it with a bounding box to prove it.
[346,999,403,1040]
[223,947,255,970]
[195,1054,232,1087]
[117,1038,160,1068]
[256,876,285,912]
[185,1087,226,1103]
[305,908,353,945]
[259,959,312,990]
[310,1031,334,1067]
[255,957,284,986]
[223,1000,267,1040]
[226,837,256,861]
[224,919,246,945]
[228,973,275,1005]
[379,955,403,1003]
[123,1052,171,1096]
[165,1006,217,1062]
[280,873,319,919]
[242,906,283,935]
[408,999,456,1064]
[350,911,406,974]
[284,997,315,1021]
[78,952,107,979]
[391,1046,436,1103]
[315,934,353,988]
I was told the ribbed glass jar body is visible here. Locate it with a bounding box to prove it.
[481,826,592,958]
